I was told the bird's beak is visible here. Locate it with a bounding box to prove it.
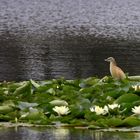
[104,58,109,62]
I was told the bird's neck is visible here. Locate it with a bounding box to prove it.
[110,61,117,67]
[111,58,117,65]
[110,61,117,76]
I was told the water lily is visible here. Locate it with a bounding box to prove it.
[132,106,140,115]
[132,85,140,91]
[108,103,120,110]
[53,106,70,116]
[104,105,109,114]
[90,105,108,115]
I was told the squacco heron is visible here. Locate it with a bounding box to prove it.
[105,57,126,80]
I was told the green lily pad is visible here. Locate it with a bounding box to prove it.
[115,94,140,104]
[84,111,102,121]
[30,79,40,88]
[0,105,13,114]
[0,114,11,121]
[20,108,46,121]
[49,99,68,106]
[123,116,140,127]
[13,81,31,95]
[105,117,123,127]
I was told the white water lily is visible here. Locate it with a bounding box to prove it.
[53,106,70,116]
[132,85,140,91]
[108,103,120,110]
[103,105,109,114]
[90,105,108,115]
[132,106,140,115]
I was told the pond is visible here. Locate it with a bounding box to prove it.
[0,127,140,140]
[0,1,140,139]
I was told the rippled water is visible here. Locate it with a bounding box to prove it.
[0,33,139,81]
[0,0,140,81]
[0,127,140,140]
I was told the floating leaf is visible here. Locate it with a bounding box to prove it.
[2,100,15,107]
[13,81,31,95]
[17,101,38,110]
[123,116,140,127]
[0,114,11,121]
[84,111,101,121]
[49,99,68,106]
[105,117,123,127]
[47,88,56,95]
[115,94,140,104]
[20,109,46,121]
[0,105,13,114]
[30,79,40,88]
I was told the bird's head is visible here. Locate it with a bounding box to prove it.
[105,57,116,63]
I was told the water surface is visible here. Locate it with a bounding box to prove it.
[0,0,140,81]
[0,127,140,140]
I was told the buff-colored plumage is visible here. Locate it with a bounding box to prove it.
[105,57,126,80]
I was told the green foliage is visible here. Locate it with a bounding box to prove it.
[0,76,139,128]
[123,116,140,127]
[115,94,140,104]
[0,105,13,114]
[105,117,123,127]
[49,99,68,106]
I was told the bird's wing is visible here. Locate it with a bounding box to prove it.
[114,66,126,79]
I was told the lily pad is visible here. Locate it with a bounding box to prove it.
[17,101,38,110]
[0,105,13,114]
[123,116,140,127]
[115,94,140,104]
[13,81,31,95]
[20,110,46,121]
[105,117,123,127]
[49,99,68,106]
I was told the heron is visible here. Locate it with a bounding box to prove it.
[105,57,126,80]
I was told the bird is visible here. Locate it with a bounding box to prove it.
[105,57,126,80]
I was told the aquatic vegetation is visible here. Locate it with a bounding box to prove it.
[132,85,140,91]
[53,106,70,116]
[132,106,140,115]
[108,103,120,110]
[0,76,140,128]
[90,105,108,115]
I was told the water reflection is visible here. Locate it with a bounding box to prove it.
[52,128,70,140]
[0,31,139,81]
[0,127,140,140]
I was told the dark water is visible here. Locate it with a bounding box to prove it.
[0,0,140,81]
[0,30,139,81]
[0,127,140,140]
